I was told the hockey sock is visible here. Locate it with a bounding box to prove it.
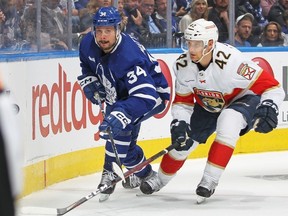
[208,140,234,168]
[202,140,235,183]
[158,153,186,185]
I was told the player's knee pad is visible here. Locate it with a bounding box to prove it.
[216,109,247,147]
[228,95,260,135]
[123,145,144,167]
[123,145,152,178]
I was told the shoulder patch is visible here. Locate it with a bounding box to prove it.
[237,63,256,80]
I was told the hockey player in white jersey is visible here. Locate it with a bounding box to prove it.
[139,19,285,203]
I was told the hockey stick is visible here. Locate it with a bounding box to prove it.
[94,93,122,169]
[55,143,176,215]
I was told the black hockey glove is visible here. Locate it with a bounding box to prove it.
[253,100,278,133]
[170,119,194,151]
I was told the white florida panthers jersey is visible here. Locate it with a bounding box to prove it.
[172,42,284,122]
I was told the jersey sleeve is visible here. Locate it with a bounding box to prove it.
[171,56,195,123]
[250,69,285,108]
[111,37,169,122]
[228,52,285,109]
[79,34,96,76]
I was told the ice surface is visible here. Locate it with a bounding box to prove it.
[17,151,288,216]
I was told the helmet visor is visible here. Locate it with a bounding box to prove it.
[182,38,204,52]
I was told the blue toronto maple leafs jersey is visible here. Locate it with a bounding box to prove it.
[79,32,170,122]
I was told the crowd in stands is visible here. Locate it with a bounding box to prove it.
[0,0,288,53]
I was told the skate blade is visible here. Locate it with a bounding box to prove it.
[99,194,110,202]
[136,192,150,197]
[196,195,206,204]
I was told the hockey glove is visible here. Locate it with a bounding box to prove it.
[77,74,106,104]
[99,109,132,139]
[170,119,194,151]
[253,100,278,133]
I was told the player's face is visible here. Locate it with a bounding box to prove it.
[95,26,117,53]
[187,40,205,62]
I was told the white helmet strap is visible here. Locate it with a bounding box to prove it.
[195,40,214,63]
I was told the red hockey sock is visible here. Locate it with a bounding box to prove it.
[208,141,234,168]
[160,153,186,174]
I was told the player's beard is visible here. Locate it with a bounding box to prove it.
[98,40,115,53]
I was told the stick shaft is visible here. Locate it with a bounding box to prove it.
[94,93,122,168]
[56,144,175,215]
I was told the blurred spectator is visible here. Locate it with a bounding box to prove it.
[152,0,178,34]
[118,0,126,13]
[0,9,5,23]
[268,0,288,34]
[226,13,253,47]
[237,0,268,27]
[0,0,28,52]
[14,0,25,15]
[97,0,113,7]
[123,0,142,36]
[79,0,99,32]
[257,21,288,46]
[118,0,129,31]
[178,0,208,33]
[207,0,215,7]
[284,10,288,31]
[74,0,89,11]
[79,0,114,34]
[60,0,81,33]
[260,0,277,18]
[140,0,161,34]
[237,0,268,46]
[208,0,229,42]
[21,0,70,51]
[124,0,167,48]
[172,0,190,23]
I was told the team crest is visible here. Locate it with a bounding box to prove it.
[194,88,225,112]
[96,63,117,105]
[237,63,256,80]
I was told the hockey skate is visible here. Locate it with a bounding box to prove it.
[122,173,141,189]
[140,171,164,195]
[97,169,118,202]
[196,176,217,204]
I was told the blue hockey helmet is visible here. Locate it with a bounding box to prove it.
[93,6,122,28]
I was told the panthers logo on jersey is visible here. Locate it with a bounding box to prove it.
[193,88,225,113]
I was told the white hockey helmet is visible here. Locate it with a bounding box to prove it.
[184,19,219,49]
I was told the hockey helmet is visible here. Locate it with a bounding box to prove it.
[184,19,219,48]
[93,6,121,28]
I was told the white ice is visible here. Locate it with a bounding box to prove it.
[17,151,288,216]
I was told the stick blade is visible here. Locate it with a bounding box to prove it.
[56,208,69,215]
[112,162,125,182]
[98,193,110,202]
[19,206,57,215]
[196,196,206,204]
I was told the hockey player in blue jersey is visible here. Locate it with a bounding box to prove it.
[77,6,170,201]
